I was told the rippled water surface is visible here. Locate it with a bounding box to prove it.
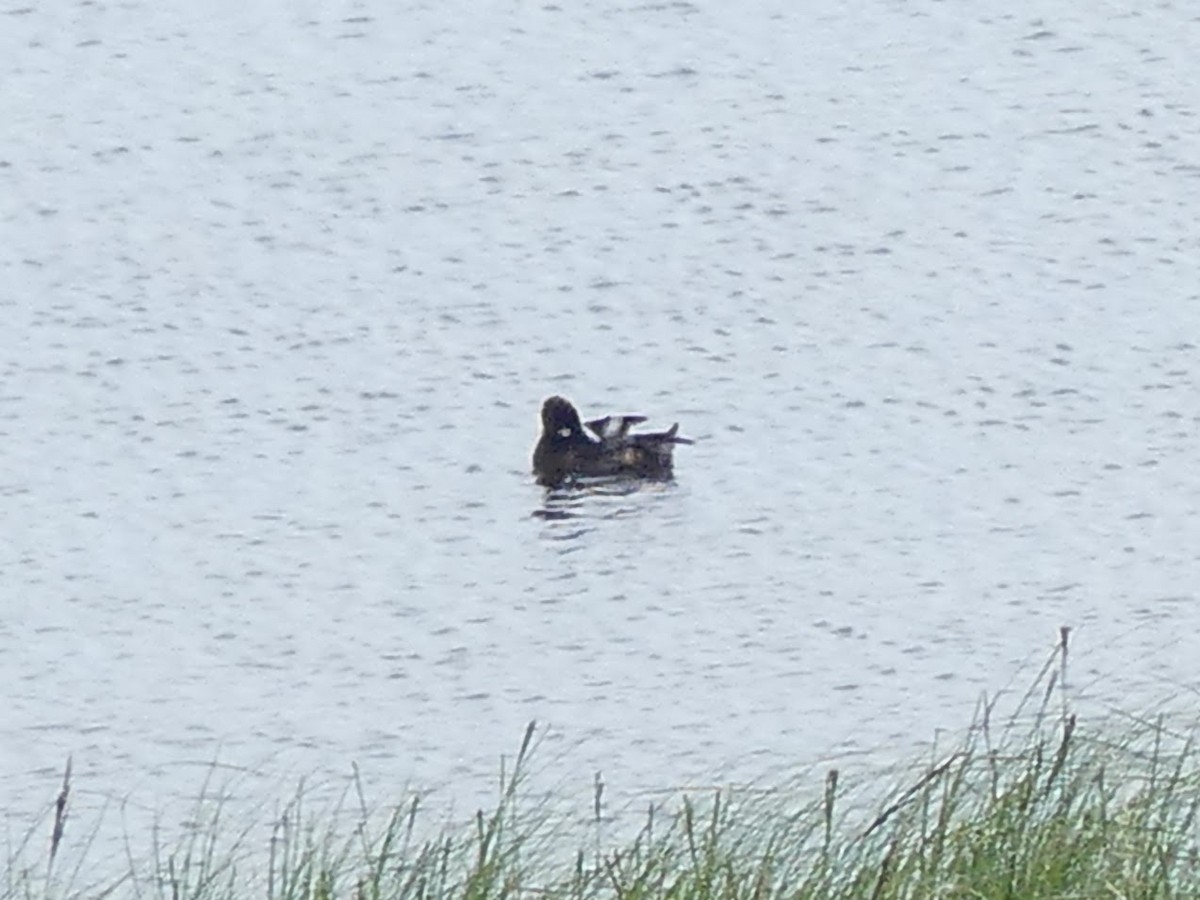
[4,0,1200,847]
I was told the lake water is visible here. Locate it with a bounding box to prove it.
[4,0,1200,864]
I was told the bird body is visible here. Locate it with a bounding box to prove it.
[532,396,692,487]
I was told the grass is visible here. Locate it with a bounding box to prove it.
[9,628,1200,899]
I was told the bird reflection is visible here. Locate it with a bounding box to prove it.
[531,478,676,548]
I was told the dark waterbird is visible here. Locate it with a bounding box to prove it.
[532,396,693,487]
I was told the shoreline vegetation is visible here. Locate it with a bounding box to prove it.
[9,629,1200,899]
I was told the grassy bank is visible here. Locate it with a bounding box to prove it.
[9,630,1200,899]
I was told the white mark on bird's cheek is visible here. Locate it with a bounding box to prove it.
[558,427,573,438]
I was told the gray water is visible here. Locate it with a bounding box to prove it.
[4,0,1200,852]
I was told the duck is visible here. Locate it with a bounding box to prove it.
[532,395,693,487]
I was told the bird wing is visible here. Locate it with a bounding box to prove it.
[585,415,648,440]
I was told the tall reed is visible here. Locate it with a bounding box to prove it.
[8,632,1200,899]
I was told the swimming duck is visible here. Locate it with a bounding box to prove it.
[532,395,693,487]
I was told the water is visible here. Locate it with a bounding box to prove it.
[3,0,1200,859]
